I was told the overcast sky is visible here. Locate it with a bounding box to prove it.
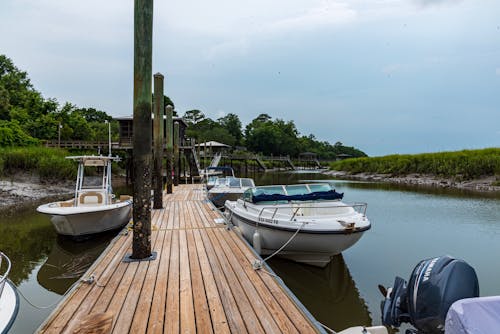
[1,0,499,156]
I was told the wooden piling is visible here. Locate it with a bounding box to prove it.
[173,121,179,186]
[153,73,164,209]
[165,105,174,193]
[131,0,153,259]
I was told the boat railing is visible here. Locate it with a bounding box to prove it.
[0,251,12,299]
[257,202,367,222]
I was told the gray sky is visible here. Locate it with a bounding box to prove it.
[1,0,499,156]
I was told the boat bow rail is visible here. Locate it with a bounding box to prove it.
[255,202,368,222]
[0,251,12,298]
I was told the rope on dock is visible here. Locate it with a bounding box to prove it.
[252,221,307,270]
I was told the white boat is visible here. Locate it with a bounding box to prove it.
[37,155,132,237]
[0,252,18,334]
[208,177,255,207]
[224,183,370,267]
[204,166,235,190]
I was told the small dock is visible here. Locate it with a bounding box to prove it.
[38,184,323,333]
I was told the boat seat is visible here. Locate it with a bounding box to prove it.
[59,200,74,207]
[79,191,104,205]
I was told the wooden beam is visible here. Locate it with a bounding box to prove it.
[132,0,153,259]
[153,73,164,209]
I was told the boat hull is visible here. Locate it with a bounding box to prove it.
[229,210,368,267]
[0,280,19,334]
[37,201,131,237]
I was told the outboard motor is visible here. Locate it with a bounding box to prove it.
[380,255,479,334]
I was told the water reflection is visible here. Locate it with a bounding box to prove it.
[268,255,372,331]
[0,204,55,286]
[37,233,114,295]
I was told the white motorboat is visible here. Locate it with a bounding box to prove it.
[204,166,235,190]
[224,183,371,267]
[0,252,18,334]
[37,155,132,237]
[208,177,255,207]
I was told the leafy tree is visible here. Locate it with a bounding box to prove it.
[0,54,45,121]
[183,109,205,125]
[0,120,38,146]
[218,113,242,145]
[77,107,112,123]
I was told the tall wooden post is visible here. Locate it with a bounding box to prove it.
[173,121,179,186]
[153,73,164,209]
[165,105,173,193]
[131,0,153,259]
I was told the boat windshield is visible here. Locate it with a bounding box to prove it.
[285,185,309,195]
[308,183,333,192]
[228,177,241,188]
[253,185,286,196]
[214,178,226,186]
[244,183,342,203]
[241,178,255,187]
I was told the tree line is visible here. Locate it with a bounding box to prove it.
[0,54,118,146]
[183,110,366,159]
[1,54,366,159]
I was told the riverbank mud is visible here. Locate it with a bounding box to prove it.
[0,175,73,214]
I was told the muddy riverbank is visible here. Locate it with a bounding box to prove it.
[324,170,500,193]
[0,175,74,214]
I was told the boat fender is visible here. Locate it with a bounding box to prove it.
[233,226,242,237]
[253,230,262,254]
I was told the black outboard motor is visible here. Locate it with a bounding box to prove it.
[380,255,479,334]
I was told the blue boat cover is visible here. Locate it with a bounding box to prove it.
[445,296,500,333]
[251,190,344,203]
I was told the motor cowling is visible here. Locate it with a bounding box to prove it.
[381,255,479,334]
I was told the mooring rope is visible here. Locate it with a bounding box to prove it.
[13,273,105,310]
[252,221,307,270]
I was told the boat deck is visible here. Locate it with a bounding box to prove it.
[38,184,322,333]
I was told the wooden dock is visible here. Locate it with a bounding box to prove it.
[38,184,323,333]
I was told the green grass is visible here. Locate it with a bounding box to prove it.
[330,148,500,180]
[0,146,77,181]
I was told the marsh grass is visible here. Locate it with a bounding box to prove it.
[0,146,77,181]
[330,148,500,180]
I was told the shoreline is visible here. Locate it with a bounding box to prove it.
[0,174,130,215]
[323,170,500,193]
[0,177,74,214]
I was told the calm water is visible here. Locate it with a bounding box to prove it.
[1,172,500,333]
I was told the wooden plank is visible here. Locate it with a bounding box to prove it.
[199,229,254,333]
[186,229,213,334]
[113,209,166,333]
[192,229,231,334]
[227,232,319,333]
[214,229,299,334]
[146,230,173,334]
[68,312,113,334]
[164,230,180,333]
[179,229,196,333]
[207,228,278,333]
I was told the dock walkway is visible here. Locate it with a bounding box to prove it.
[38,184,323,333]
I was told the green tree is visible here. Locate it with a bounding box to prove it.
[183,109,205,125]
[218,113,242,146]
[0,120,38,146]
